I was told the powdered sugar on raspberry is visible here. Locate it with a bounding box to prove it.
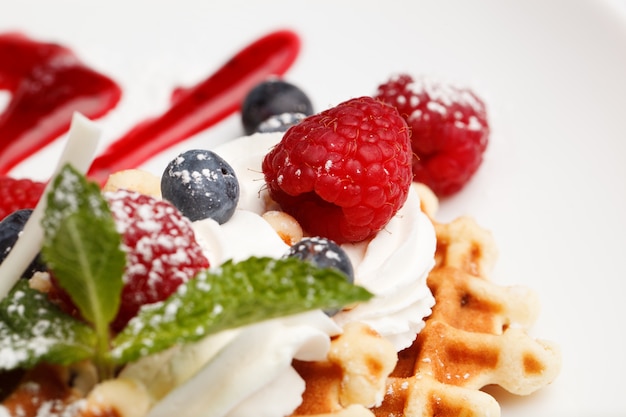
[108,191,198,284]
[104,189,209,331]
[375,73,489,196]
[398,75,484,111]
[382,75,485,128]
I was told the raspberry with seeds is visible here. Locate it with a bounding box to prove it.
[262,96,412,244]
[375,74,489,197]
[105,190,210,331]
[0,177,46,221]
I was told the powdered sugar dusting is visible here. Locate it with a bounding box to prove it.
[166,152,223,188]
[103,189,209,328]
[401,75,483,112]
[380,74,487,133]
[0,286,90,370]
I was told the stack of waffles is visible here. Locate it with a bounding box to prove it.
[290,183,562,417]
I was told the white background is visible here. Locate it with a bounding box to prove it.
[2,1,626,416]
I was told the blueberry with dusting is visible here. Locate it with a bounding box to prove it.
[241,79,313,135]
[161,149,239,224]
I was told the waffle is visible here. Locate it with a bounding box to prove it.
[291,322,398,417]
[292,184,562,417]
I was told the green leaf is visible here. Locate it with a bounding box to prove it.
[111,256,373,364]
[0,281,96,370]
[41,164,125,331]
[40,164,126,377]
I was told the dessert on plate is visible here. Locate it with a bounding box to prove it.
[0,30,561,417]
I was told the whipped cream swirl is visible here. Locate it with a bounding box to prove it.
[210,132,436,350]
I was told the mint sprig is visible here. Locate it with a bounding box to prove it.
[41,164,126,329]
[0,164,374,378]
[41,164,125,377]
[111,256,372,364]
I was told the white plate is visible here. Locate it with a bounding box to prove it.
[3,1,626,416]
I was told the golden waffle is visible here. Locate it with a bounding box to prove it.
[292,322,398,417]
[292,185,561,417]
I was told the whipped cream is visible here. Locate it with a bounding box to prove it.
[210,132,437,351]
[334,189,436,350]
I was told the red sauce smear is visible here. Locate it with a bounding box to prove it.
[0,30,301,184]
[88,29,300,185]
[0,32,122,175]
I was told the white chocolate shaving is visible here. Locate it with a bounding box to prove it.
[0,112,101,300]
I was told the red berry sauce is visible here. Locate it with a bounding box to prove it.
[0,32,122,176]
[0,30,301,184]
[87,29,300,185]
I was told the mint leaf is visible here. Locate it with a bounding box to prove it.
[0,281,96,370]
[41,164,126,377]
[41,164,125,332]
[111,256,372,364]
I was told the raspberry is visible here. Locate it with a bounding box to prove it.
[262,96,412,244]
[0,177,46,221]
[105,190,210,331]
[375,74,489,197]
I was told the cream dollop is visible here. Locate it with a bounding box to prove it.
[211,132,436,351]
[334,190,436,350]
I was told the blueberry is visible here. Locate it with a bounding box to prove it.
[256,112,307,134]
[0,209,46,278]
[161,149,239,224]
[241,79,313,135]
